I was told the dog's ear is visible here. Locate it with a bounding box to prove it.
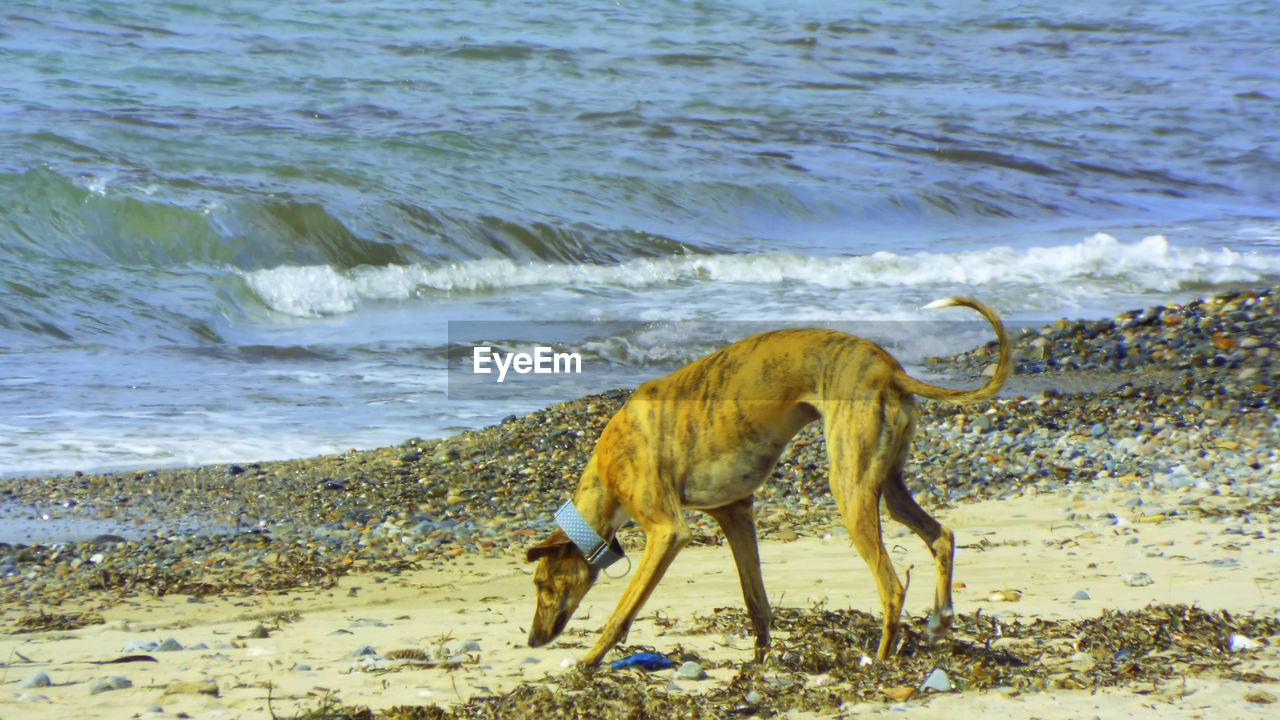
[526,530,571,563]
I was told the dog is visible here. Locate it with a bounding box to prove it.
[525,297,1011,667]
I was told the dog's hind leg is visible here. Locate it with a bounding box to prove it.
[703,496,771,660]
[824,399,909,660]
[882,469,955,640]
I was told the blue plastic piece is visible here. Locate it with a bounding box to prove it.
[610,652,676,671]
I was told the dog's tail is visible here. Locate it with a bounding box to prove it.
[893,296,1012,404]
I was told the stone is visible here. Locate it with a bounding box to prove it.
[1122,572,1154,587]
[673,661,708,680]
[920,668,954,692]
[157,637,183,652]
[1229,634,1259,652]
[18,671,52,688]
[89,676,133,694]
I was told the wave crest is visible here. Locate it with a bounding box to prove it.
[239,233,1280,317]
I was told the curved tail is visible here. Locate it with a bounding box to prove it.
[893,297,1012,404]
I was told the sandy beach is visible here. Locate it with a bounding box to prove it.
[3,289,1279,719]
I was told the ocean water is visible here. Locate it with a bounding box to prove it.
[2,0,1279,478]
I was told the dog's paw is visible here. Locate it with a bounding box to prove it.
[924,608,954,640]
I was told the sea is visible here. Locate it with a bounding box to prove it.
[2,0,1279,479]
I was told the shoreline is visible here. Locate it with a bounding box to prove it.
[2,286,1279,718]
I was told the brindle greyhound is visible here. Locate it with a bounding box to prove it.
[526,297,1011,667]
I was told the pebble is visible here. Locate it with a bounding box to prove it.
[1072,590,1091,600]
[920,668,954,692]
[1229,634,1259,652]
[89,676,133,694]
[673,661,708,680]
[157,637,183,652]
[347,645,378,658]
[123,640,159,653]
[18,670,51,688]
[1122,572,1155,587]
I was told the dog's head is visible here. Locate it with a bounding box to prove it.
[525,530,599,648]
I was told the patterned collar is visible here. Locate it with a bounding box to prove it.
[554,500,625,571]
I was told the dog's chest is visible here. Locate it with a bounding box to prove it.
[678,445,785,509]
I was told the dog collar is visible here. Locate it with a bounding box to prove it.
[554,500,625,571]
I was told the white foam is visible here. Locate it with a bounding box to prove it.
[242,265,356,317]
[239,234,1280,318]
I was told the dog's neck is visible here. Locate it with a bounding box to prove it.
[570,460,627,541]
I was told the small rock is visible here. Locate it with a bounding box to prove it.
[89,676,133,694]
[1072,590,1091,600]
[291,663,312,672]
[1121,572,1155,587]
[1229,634,1259,652]
[457,639,482,653]
[157,637,183,652]
[122,640,159,653]
[673,661,708,680]
[744,690,763,705]
[18,670,52,688]
[164,679,219,696]
[809,672,835,687]
[347,644,378,658]
[920,668,954,692]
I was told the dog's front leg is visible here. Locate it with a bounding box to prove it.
[580,524,690,667]
[703,496,771,660]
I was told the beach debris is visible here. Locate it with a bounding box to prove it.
[610,651,676,671]
[1245,690,1276,704]
[15,611,104,633]
[987,588,1022,602]
[882,685,915,701]
[163,679,219,696]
